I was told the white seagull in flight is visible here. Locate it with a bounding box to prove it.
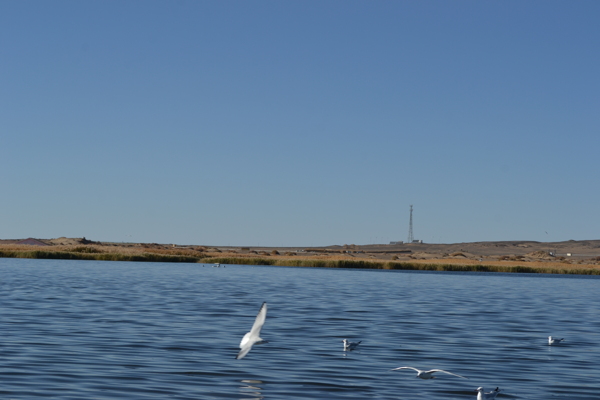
[548,336,564,345]
[342,339,362,351]
[476,387,500,400]
[390,366,468,380]
[236,302,268,360]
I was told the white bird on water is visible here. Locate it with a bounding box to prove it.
[236,302,268,360]
[391,366,468,380]
[548,336,564,345]
[342,339,362,351]
[476,387,500,400]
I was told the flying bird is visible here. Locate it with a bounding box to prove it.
[390,366,467,380]
[548,336,564,345]
[342,339,362,351]
[236,302,268,360]
[476,387,501,400]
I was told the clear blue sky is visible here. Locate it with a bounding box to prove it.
[1,1,598,246]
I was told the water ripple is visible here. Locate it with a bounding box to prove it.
[1,259,599,399]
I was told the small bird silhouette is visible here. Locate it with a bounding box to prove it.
[476,386,500,400]
[548,336,564,345]
[342,339,362,351]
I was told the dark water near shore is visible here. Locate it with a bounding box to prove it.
[1,258,599,399]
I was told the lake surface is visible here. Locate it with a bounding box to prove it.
[1,258,599,399]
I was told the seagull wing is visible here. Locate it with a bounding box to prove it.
[236,343,253,360]
[391,366,420,372]
[429,369,468,379]
[249,302,267,339]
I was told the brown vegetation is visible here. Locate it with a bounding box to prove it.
[2,237,600,274]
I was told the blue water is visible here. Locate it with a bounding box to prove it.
[1,258,599,399]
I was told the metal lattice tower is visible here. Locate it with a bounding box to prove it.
[407,205,414,243]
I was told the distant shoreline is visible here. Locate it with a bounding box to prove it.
[1,237,599,275]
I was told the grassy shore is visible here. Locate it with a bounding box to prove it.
[2,243,599,275]
[0,245,600,275]
[203,256,600,275]
[0,244,202,263]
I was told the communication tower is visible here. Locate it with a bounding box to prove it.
[407,205,414,243]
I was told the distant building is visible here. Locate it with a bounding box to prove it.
[15,238,50,246]
[389,241,404,245]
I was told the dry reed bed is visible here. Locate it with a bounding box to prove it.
[204,253,600,275]
[0,244,203,263]
[1,245,600,275]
